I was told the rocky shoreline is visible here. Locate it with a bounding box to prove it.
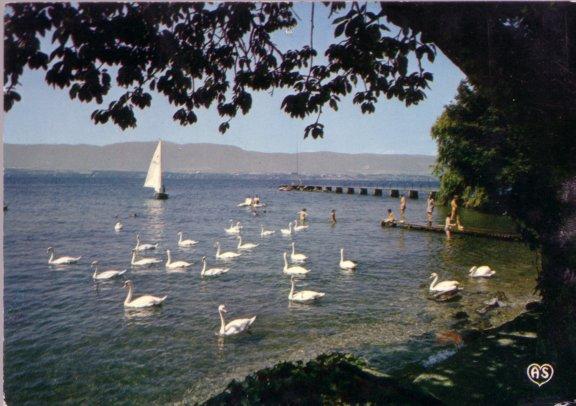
[205,304,576,405]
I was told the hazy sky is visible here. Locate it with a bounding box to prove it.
[4,3,465,155]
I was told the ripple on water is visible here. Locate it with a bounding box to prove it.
[4,174,538,404]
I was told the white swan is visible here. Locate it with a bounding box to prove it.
[429,272,461,293]
[200,256,229,277]
[290,242,308,263]
[47,247,81,265]
[177,231,198,247]
[114,222,123,232]
[131,250,161,267]
[469,265,496,278]
[288,276,325,302]
[293,220,309,231]
[165,249,192,269]
[217,304,256,336]
[91,261,126,280]
[280,222,293,236]
[260,226,275,236]
[237,197,253,207]
[339,248,357,270]
[215,241,241,260]
[123,280,166,308]
[237,236,259,250]
[283,252,310,275]
[134,234,159,251]
[224,221,242,235]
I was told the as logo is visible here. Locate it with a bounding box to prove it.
[527,363,554,387]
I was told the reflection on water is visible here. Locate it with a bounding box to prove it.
[124,307,164,322]
[144,199,166,241]
[4,174,538,404]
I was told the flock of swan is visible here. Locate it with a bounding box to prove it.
[47,210,361,336]
[48,203,497,336]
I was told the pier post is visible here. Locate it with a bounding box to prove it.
[409,190,419,199]
[335,187,343,194]
[347,187,355,194]
[374,188,383,196]
[360,188,368,195]
[390,189,399,198]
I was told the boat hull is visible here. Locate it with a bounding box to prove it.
[154,192,169,200]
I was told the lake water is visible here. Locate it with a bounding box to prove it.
[4,172,538,403]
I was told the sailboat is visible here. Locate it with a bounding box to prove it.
[144,140,168,200]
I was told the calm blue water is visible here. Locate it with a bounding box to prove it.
[4,172,538,403]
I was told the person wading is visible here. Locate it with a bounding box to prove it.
[426,193,435,227]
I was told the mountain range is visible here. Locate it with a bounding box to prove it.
[4,142,436,176]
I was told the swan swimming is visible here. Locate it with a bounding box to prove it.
[288,276,325,302]
[339,248,357,270]
[469,266,496,278]
[237,236,259,250]
[217,304,256,336]
[280,222,293,236]
[260,226,275,237]
[429,272,461,293]
[215,241,241,260]
[123,280,166,308]
[237,198,253,207]
[293,220,309,231]
[131,250,161,267]
[177,231,198,247]
[47,247,81,265]
[134,234,159,251]
[283,252,310,275]
[290,242,308,263]
[165,249,192,269]
[200,256,229,277]
[225,221,242,235]
[114,222,123,232]
[91,261,126,280]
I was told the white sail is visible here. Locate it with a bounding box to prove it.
[144,141,163,193]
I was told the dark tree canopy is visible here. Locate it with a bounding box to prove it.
[431,81,518,212]
[4,2,435,138]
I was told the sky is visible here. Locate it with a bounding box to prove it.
[3,3,466,155]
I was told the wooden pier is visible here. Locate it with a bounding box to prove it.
[381,221,522,241]
[278,184,436,199]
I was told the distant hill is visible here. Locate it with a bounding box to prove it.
[4,142,436,176]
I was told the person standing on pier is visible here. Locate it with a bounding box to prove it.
[426,193,435,227]
[399,194,407,223]
[450,195,464,230]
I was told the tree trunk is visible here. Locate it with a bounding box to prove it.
[539,177,576,366]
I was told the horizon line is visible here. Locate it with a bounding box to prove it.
[4,141,437,158]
